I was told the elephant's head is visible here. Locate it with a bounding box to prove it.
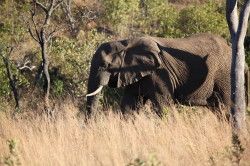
[86,37,162,115]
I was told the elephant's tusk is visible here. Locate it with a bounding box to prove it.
[86,86,104,97]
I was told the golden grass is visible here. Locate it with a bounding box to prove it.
[0,103,249,166]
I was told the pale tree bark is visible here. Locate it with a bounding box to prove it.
[29,0,64,112]
[61,0,77,35]
[226,0,250,133]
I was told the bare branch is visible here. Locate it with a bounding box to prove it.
[19,65,36,71]
[47,28,58,41]
[226,0,239,39]
[34,0,48,13]
[7,46,14,56]
[237,0,250,45]
[53,0,64,10]
[17,59,36,71]
[61,0,76,34]
[81,7,97,20]
[28,27,39,43]
[30,9,42,43]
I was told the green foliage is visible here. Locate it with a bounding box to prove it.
[0,0,28,45]
[127,154,161,166]
[0,61,10,96]
[52,79,64,97]
[245,36,250,66]
[0,48,30,98]
[0,0,30,101]
[102,0,140,36]
[178,2,229,38]
[101,0,228,38]
[50,29,110,96]
[137,0,180,37]
[0,139,21,166]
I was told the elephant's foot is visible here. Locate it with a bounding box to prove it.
[183,99,208,106]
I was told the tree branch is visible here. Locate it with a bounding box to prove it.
[61,0,76,34]
[17,59,36,71]
[53,0,64,10]
[237,0,250,46]
[47,28,57,41]
[28,27,39,43]
[34,0,48,13]
[226,0,239,40]
[30,9,42,43]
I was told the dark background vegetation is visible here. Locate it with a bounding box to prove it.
[0,0,249,112]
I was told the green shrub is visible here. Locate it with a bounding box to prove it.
[0,48,30,98]
[52,79,64,97]
[245,37,250,66]
[127,154,161,166]
[0,0,30,100]
[102,0,140,36]
[50,29,110,96]
[137,0,180,37]
[0,0,28,45]
[0,139,21,166]
[178,2,229,38]
[0,61,11,96]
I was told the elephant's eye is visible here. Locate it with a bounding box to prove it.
[100,62,109,68]
[98,67,106,72]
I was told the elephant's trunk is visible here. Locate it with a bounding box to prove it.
[86,63,111,116]
[86,85,103,117]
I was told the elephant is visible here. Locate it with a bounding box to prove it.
[86,33,244,116]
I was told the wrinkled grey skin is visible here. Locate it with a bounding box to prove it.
[86,33,234,116]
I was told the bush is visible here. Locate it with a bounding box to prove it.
[0,0,30,101]
[178,2,229,38]
[137,0,180,37]
[0,49,30,99]
[101,0,140,36]
[0,61,10,97]
[50,29,110,97]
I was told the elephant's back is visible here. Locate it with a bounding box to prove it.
[153,33,230,58]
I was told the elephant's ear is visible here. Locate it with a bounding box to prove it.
[117,43,162,87]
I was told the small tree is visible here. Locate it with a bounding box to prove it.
[0,47,19,109]
[0,0,29,110]
[28,0,64,111]
[226,0,250,133]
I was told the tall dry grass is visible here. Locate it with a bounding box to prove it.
[0,103,249,166]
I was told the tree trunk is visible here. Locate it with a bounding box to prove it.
[226,0,250,133]
[231,41,247,130]
[41,33,50,111]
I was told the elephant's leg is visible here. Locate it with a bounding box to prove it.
[121,92,142,114]
[150,98,163,117]
[211,77,231,108]
[184,76,215,106]
[149,92,172,117]
[120,76,154,114]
